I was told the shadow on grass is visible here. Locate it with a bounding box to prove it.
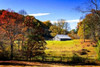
[0,54,99,66]
[29,54,99,66]
[31,60,99,66]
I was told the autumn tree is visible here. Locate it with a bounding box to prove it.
[57,19,69,31]
[49,19,69,37]
[0,9,46,60]
[23,16,46,60]
[68,29,79,39]
[77,11,100,41]
[77,0,100,41]
[77,19,90,39]
[0,10,25,59]
[42,20,52,39]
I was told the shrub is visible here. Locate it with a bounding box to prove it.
[71,54,86,63]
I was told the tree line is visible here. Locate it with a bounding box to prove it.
[0,10,47,60]
[0,9,71,60]
[77,0,100,42]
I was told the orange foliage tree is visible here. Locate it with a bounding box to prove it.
[23,16,46,60]
[77,10,100,41]
[0,10,25,59]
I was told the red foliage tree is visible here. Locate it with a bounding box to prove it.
[0,10,24,59]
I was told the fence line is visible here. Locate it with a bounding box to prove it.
[13,50,97,63]
[24,55,96,63]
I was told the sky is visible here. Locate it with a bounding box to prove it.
[0,0,88,30]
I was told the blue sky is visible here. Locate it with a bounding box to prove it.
[0,0,87,30]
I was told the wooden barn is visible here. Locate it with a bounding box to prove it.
[53,34,71,41]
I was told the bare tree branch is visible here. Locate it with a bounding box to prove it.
[91,0,98,10]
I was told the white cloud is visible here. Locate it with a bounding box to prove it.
[51,19,80,24]
[67,19,80,23]
[27,13,50,16]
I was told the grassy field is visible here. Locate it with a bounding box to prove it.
[6,39,98,60]
[45,39,97,59]
[0,40,99,67]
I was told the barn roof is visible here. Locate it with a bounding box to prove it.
[55,34,71,39]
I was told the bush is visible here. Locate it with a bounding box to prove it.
[0,42,10,60]
[71,54,86,63]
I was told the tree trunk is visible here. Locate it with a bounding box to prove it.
[92,31,97,41]
[22,35,24,50]
[11,41,13,60]
[83,22,85,42]
[91,29,97,42]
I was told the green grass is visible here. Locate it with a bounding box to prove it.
[46,40,80,51]
[95,40,100,60]
[14,39,98,60]
[45,40,80,57]
[45,39,97,59]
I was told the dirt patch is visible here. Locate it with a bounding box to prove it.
[0,60,100,67]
